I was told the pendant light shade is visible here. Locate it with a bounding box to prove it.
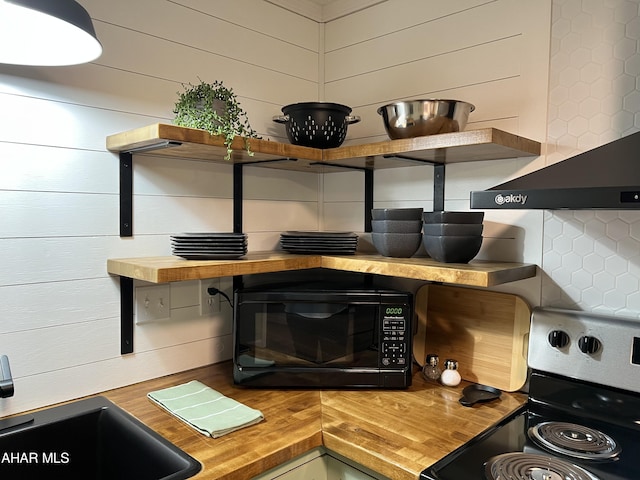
[0,0,102,66]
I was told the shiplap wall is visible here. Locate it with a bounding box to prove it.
[0,0,321,415]
[0,0,565,416]
[321,0,552,304]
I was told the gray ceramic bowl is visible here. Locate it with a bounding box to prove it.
[371,208,423,221]
[423,211,484,224]
[422,223,484,236]
[372,232,422,258]
[372,220,422,233]
[423,234,483,263]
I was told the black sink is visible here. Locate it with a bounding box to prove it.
[0,396,201,479]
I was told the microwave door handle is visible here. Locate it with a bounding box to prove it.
[284,303,348,319]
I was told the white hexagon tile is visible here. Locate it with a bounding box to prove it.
[542,0,640,317]
[542,211,640,316]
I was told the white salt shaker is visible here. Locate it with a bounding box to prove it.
[440,359,461,387]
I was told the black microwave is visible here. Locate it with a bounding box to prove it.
[233,282,412,388]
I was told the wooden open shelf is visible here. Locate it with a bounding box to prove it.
[107,124,541,354]
[106,123,541,173]
[323,128,541,166]
[107,252,536,288]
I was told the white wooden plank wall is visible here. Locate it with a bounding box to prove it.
[0,0,562,416]
[324,0,550,142]
[0,0,321,415]
[322,0,552,306]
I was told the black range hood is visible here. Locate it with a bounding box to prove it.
[470,130,640,210]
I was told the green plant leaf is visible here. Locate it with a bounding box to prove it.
[173,80,260,160]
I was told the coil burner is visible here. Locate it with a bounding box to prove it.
[420,310,640,480]
[484,453,600,480]
[528,422,621,460]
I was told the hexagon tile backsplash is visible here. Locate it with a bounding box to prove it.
[543,0,640,317]
[547,0,640,161]
[542,211,640,316]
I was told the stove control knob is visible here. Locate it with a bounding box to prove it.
[578,335,601,354]
[548,330,570,348]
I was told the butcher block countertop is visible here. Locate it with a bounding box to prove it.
[98,361,526,480]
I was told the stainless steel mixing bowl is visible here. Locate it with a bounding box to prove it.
[377,99,475,139]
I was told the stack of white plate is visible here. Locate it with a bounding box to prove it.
[280,231,358,254]
[171,232,247,260]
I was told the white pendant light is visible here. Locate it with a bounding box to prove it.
[0,0,102,66]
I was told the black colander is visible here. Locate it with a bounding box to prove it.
[273,102,360,149]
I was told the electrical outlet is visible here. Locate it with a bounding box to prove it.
[135,284,171,323]
[199,279,220,316]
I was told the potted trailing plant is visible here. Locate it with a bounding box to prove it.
[173,79,260,160]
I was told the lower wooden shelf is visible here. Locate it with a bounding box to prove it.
[109,252,536,354]
[320,254,536,287]
[107,252,536,287]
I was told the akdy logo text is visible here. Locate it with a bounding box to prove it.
[1,451,70,464]
[494,193,527,205]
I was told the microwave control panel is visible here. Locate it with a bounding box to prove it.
[380,304,409,368]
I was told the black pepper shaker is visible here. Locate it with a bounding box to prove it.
[422,353,442,381]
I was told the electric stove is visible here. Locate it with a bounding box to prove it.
[421,307,640,480]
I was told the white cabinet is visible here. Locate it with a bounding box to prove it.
[252,448,389,480]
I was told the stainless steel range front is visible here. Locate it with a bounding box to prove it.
[421,307,640,480]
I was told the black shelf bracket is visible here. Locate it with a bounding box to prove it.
[233,163,244,292]
[114,149,446,354]
[120,276,134,354]
[365,168,374,232]
[434,164,445,211]
[382,154,442,166]
[381,154,446,211]
[364,168,375,287]
[309,161,368,171]
[364,161,446,217]
[233,163,243,233]
[118,142,182,238]
[119,152,134,354]
[241,157,298,166]
[119,152,133,237]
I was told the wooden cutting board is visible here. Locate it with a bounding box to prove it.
[413,284,531,392]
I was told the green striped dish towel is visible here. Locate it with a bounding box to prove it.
[147,380,264,438]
